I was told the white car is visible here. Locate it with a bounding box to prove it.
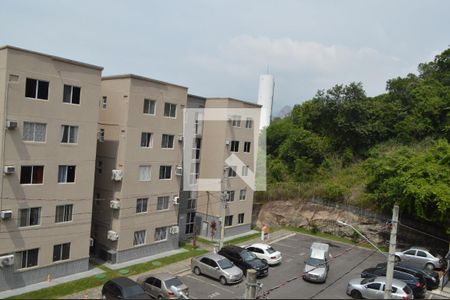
[245,243,282,266]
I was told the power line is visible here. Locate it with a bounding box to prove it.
[397,222,449,243]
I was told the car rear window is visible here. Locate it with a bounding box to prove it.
[218,258,234,269]
[241,250,257,262]
[403,285,412,295]
[266,246,276,254]
[165,277,183,288]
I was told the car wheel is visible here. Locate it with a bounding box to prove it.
[425,263,434,271]
[101,294,107,300]
[158,296,163,300]
[394,255,401,263]
[194,266,201,275]
[219,276,227,285]
[350,290,362,299]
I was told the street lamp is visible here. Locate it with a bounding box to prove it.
[336,220,386,257]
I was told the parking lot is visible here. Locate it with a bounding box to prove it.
[178,233,386,299]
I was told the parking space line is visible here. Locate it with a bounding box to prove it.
[186,275,235,294]
[275,242,302,249]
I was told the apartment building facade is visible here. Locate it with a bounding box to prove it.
[179,97,260,242]
[92,74,186,264]
[0,46,102,291]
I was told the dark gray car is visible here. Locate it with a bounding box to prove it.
[191,253,244,285]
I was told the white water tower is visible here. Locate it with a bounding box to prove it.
[257,74,275,131]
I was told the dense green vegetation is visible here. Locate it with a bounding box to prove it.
[264,48,450,232]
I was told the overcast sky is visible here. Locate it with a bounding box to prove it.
[1,0,449,113]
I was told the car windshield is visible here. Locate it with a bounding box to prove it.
[165,277,183,288]
[266,246,276,254]
[361,277,375,285]
[217,258,234,269]
[123,285,145,297]
[305,257,325,267]
[241,250,257,262]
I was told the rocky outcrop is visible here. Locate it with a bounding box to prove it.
[255,200,388,245]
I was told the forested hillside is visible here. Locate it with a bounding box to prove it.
[264,48,450,232]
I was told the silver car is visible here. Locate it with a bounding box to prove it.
[347,276,414,299]
[136,272,189,299]
[191,253,244,285]
[303,257,329,283]
[395,247,444,270]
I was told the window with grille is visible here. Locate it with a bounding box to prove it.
[23,122,46,142]
[53,243,70,262]
[55,204,73,223]
[25,78,49,100]
[63,85,81,104]
[61,125,78,144]
[157,196,170,210]
[19,207,41,227]
[133,230,146,246]
[20,166,44,184]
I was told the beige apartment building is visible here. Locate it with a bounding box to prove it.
[179,97,260,241]
[0,46,102,291]
[92,74,187,264]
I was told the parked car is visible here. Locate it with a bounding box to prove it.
[361,267,426,298]
[136,272,189,299]
[245,243,282,266]
[191,253,244,285]
[102,277,151,300]
[347,276,413,299]
[395,247,444,270]
[303,242,330,283]
[376,261,440,290]
[218,245,269,277]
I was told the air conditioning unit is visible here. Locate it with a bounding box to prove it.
[0,255,14,267]
[178,135,183,142]
[169,226,179,235]
[6,120,17,129]
[90,238,94,247]
[3,166,15,174]
[111,169,123,181]
[110,200,120,209]
[107,230,119,241]
[175,165,183,176]
[225,140,230,146]
[172,196,180,205]
[0,210,13,220]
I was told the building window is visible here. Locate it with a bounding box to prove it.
[161,134,174,149]
[230,141,239,152]
[102,96,107,109]
[143,99,156,115]
[58,165,76,183]
[139,165,151,181]
[187,198,196,210]
[97,160,103,174]
[164,103,177,118]
[140,132,153,148]
[228,166,237,177]
[159,166,172,180]
[133,230,146,246]
[239,189,247,200]
[157,196,170,210]
[225,215,233,227]
[19,207,41,227]
[185,212,195,234]
[63,85,81,104]
[17,248,39,269]
[25,78,49,100]
[55,204,73,223]
[245,118,253,129]
[155,227,168,241]
[99,128,105,142]
[231,116,241,127]
[53,243,70,262]
[23,122,46,142]
[193,138,201,160]
[136,198,148,213]
[61,125,78,144]
[238,213,245,224]
[242,165,249,177]
[226,190,235,202]
[20,166,44,184]
[244,142,251,153]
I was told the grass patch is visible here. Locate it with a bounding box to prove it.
[9,245,208,299]
[225,232,261,246]
[196,237,217,245]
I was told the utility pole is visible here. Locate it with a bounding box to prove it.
[218,191,227,250]
[384,205,399,299]
[245,269,257,299]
